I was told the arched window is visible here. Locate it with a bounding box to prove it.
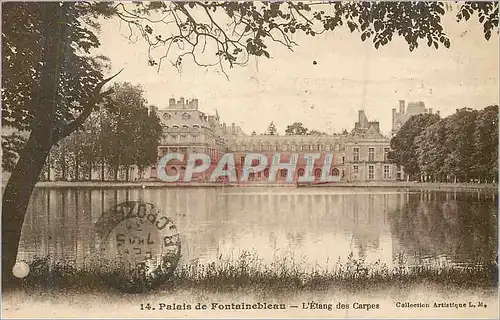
[264,168,270,177]
[280,169,287,178]
[331,168,340,176]
[314,168,322,178]
[297,168,305,177]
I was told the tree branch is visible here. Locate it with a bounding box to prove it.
[56,69,123,141]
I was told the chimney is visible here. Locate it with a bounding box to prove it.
[223,122,227,133]
[179,97,185,106]
[436,110,440,117]
[231,122,236,134]
[358,110,364,123]
[392,108,396,124]
[192,98,198,109]
[399,100,405,114]
[169,98,175,107]
[429,108,433,114]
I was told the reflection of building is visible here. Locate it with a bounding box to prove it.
[391,100,439,136]
[152,97,401,182]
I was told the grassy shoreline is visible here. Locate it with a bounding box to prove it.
[13,252,499,295]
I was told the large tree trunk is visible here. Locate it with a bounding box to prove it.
[2,3,65,288]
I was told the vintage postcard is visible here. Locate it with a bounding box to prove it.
[1,1,499,319]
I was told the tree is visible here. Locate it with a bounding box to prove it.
[2,1,498,287]
[473,105,498,183]
[285,122,308,135]
[101,83,162,181]
[416,105,498,183]
[265,121,278,136]
[308,129,328,136]
[389,114,440,181]
[1,2,119,286]
[416,121,448,182]
[441,108,479,182]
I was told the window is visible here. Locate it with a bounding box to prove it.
[368,165,374,180]
[317,144,321,151]
[280,169,287,178]
[368,147,375,161]
[384,165,390,179]
[353,147,360,162]
[314,168,322,178]
[264,168,270,177]
[342,156,345,164]
[297,168,305,176]
[303,145,309,151]
[353,165,358,174]
[240,156,245,164]
[191,135,198,143]
[331,168,340,176]
[384,148,389,161]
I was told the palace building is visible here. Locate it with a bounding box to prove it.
[152,97,402,183]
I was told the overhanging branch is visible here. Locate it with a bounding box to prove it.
[55,68,123,141]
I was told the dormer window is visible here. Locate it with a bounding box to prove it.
[163,113,171,119]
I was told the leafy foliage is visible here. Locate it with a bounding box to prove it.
[45,83,163,181]
[285,122,308,135]
[393,106,498,183]
[284,122,327,135]
[1,133,27,172]
[1,2,112,132]
[112,1,498,75]
[389,113,440,180]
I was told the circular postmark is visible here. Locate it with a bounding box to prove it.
[94,201,181,293]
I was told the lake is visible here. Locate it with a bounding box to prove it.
[16,187,498,272]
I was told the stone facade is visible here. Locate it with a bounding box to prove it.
[153,98,401,183]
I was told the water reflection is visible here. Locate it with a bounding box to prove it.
[17,187,497,271]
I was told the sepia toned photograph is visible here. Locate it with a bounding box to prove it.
[1,1,499,318]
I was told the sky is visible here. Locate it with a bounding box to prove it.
[95,4,499,136]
